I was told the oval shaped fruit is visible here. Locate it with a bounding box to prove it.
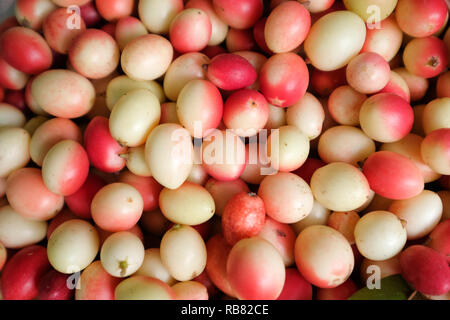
[91,183,144,232]
[42,140,90,196]
[84,116,127,173]
[121,34,173,81]
[311,162,371,212]
[0,245,50,300]
[403,36,448,79]
[160,225,207,281]
[0,127,30,178]
[259,52,309,107]
[100,231,145,278]
[169,8,212,53]
[305,11,366,71]
[37,269,73,300]
[295,225,354,288]
[264,1,310,53]
[202,130,246,181]
[318,126,375,165]
[186,0,228,46]
[145,124,194,189]
[6,168,64,221]
[0,27,52,74]
[267,125,310,172]
[363,151,424,200]
[43,7,86,54]
[0,205,47,249]
[138,0,183,34]
[109,89,161,147]
[222,192,266,245]
[399,245,450,296]
[346,52,391,94]
[227,237,285,300]
[258,172,314,224]
[159,182,215,226]
[69,29,120,79]
[354,210,407,261]
[176,79,223,139]
[206,53,257,91]
[395,0,448,38]
[47,219,99,274]
[32,69,96,118]
[359,93,414,143]
[212,0,263,30]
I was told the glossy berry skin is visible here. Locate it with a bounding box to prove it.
[363,151,424,200]
[264,1,311,53]
[212,0,264,30]
[277,268,313,300]
[1,245,51,300]
[43,8,87,54]
[0,27,52,74]
[222,89,269,136]
[399,245,450,296]
[359,93,414,143]
[65,173,106,219]
[37,270,73,300]
[429,220,450,263]
[222,192,266,246]
[395,0,448,38]
[403,37,449,79]
[80,1,102,27]
[227,237,285,300]
[6,168,64,221]
[84,116,127,173]
[259,53,309,107]
[206,54,257,91]
[42,140,90,196]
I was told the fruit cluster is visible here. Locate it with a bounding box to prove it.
[0,0,449,301]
